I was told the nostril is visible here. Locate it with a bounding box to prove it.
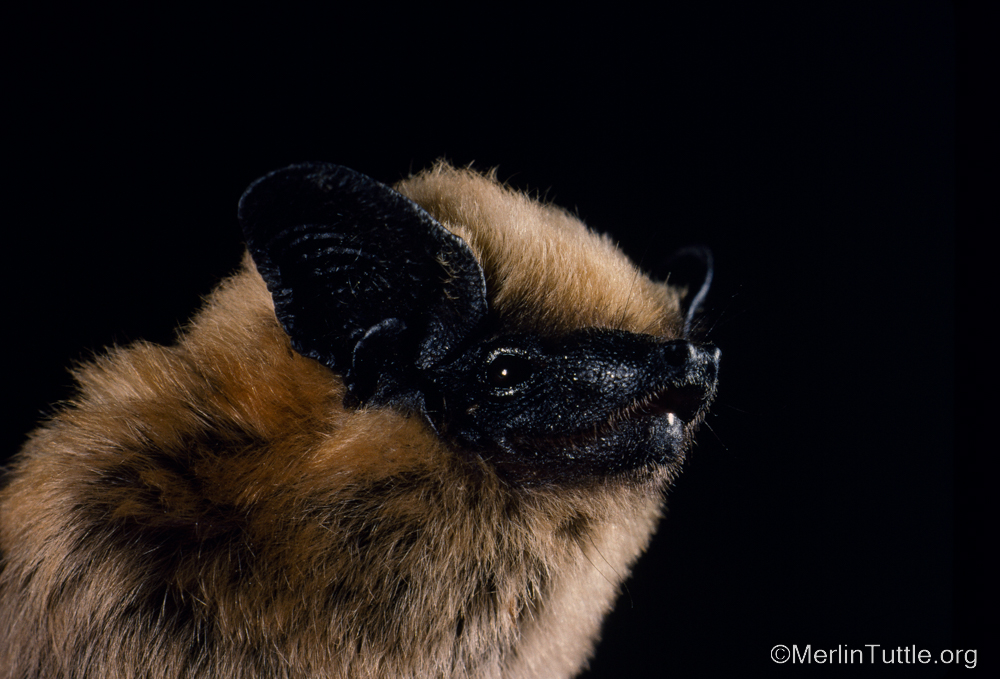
[659,340,694,367]
[660,341,719,368]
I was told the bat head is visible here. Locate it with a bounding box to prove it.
[239,163,719,485]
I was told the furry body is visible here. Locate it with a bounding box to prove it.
[1,164,717,678]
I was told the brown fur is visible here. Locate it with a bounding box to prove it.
[398,162,684,337]
[1,164,691,678]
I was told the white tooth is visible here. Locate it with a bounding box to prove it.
[667,412,676,426]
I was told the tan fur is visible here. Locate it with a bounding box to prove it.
[397,162,684,338]
[1,164,688,678]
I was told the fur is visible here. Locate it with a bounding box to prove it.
[0,163,711,678]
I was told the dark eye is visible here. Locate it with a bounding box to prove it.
[486,353,534,389]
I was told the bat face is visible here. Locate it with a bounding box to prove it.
[239,162,720,486]
[1,161,720,679]
[423,329,719,483]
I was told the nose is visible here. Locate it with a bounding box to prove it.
[660,340,720,374]
[653,341,720,422]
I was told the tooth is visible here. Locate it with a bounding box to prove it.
[667,412,676,426]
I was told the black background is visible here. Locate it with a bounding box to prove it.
[7,3,969,677]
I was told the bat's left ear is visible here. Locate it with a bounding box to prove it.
[238,163,488,409]
[665,245,714,336]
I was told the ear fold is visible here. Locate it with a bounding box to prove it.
[665,245,714,336]
[238,163,488,406]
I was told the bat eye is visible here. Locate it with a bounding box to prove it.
[486,352,534,389]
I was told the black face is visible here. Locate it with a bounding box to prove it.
[239,163,721,485]
[423,329,720,484]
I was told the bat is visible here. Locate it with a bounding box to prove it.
[0,162,720,678]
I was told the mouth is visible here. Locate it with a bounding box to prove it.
[496,378,717,483]
[631,382,714,427]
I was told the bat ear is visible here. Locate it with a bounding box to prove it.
[665,245,714,336]
[238,163,488,407]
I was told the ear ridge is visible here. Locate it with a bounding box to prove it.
[238,163,488,406]
[663,245,714,336]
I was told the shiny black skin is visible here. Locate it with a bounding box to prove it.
[240,163,719,485]
[423,329,719,482]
